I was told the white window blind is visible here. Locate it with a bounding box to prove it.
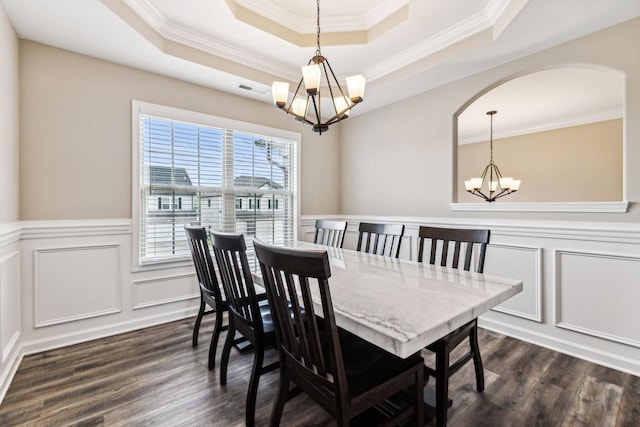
[134,102,298,267]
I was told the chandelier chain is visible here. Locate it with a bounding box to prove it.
[489,111,494,163]
[316,0,321,56]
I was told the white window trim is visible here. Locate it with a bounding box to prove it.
[131,100,301,271]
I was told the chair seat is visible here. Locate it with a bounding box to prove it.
[426,319,476,350]
[336,329,423,399]
[258,300,275,335]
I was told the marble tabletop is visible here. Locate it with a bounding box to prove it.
[280,242,523,359]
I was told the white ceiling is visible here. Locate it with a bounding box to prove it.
[2,0,639,136]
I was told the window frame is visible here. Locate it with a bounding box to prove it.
[131,100,301,271]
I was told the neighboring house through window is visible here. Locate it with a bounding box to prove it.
[132,101,299,267]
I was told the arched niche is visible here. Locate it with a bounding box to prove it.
[452,65,628,212]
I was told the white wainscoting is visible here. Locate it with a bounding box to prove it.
[0,219,201,403]
[2,216,640,403]
[0,251,20,363]
[0,223,22,403]
[301,215,640,376]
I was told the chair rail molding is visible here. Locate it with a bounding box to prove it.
[0,222,21,247]
[21,218,132,239]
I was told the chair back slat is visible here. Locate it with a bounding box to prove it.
[452,241,462,269]
[185,226,223,300]
[417,226,490,273]
[254,239,346,397]
[356,222,405,258]
[211,232,263,330]
[314,220,348,248]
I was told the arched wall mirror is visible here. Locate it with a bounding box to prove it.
[454,66,625,209]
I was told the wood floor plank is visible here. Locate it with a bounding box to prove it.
[616,374,640,427]
[504,351,591,427]
[0,317,638,426]
[561,375,623,427]
[451,339,557,426]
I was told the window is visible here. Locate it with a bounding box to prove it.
[248,197,261,210]
[268,198,280,210]
[161,197,171,210]
[132,101,299,266]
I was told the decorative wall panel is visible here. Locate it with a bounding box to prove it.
[485,244,542,322]
[34,244,122,327]
[132,273,198,309]
[555,249,640,348]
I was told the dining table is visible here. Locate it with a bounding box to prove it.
[254,240,523,424]
[281,241,523,359]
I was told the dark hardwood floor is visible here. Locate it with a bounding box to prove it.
[1,315,638,426]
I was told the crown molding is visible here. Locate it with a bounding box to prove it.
[116,0,525,85]
[121,0,298,81]
[458,108,624,145]
[365,10,491,81]
[486,0,530,39]
[235,0,409,34]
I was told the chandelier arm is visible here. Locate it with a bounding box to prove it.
[325,113,348,126]
[283,77,306,114]
[468,189,491,202]
[322,62,339,117]
[479,163,491,181]
[289,109,315,127]
[491,162,504,178]
[493,189,517,200]
[309,94,322,125]
[323,58,351,104]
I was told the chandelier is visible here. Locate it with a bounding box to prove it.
[271,0,365,134]
[464,110,521,202]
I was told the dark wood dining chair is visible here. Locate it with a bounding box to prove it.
[356,222,405,258]
[254,239,425,427]
[184,225,230,371]
[210,231,279,427]
[313,219,348,248]
[417,226,491,427]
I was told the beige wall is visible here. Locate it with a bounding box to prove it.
[16,18,640,222]
[19,41,341,220]
[339,17,640,222]
[458,119,623,203]
[0,4,19,223]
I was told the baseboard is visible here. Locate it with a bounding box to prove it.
[0,345,23,404]
[478,316,640,377]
